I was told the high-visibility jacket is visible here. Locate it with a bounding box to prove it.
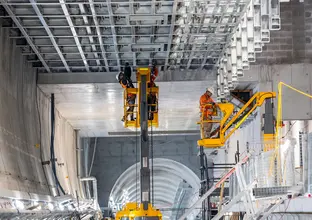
[200,93,216,116]
[151,66,158,82]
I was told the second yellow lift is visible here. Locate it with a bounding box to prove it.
[198,92,276,148]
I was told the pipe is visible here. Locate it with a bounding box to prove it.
[80,177,99,210]
[76,130,85,199]
[83,139,91,199]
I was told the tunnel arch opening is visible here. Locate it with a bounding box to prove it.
[109,158,201,219]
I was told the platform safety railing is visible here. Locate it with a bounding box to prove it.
[147,86,159,128]
[123,87,139,128]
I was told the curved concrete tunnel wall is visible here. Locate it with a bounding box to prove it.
[0,23,83,200]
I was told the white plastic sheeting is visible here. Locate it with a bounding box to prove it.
[0,24,83,202]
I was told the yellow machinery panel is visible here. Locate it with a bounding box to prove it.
[115,203,162,220]
[198,92,276,148]
[123,88,139,128]
[123,67,159,128]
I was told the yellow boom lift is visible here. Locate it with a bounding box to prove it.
[198,92,276,148]
[115,68,162,219]
[123,68,159,128]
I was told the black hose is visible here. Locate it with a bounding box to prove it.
[50,93,65,195]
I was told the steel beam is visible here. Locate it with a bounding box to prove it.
[59,0,89,72]
[37,68,216,84]
[18,43,226,48]
[106,0,121,69]
[36,63,215,69]
[5,23,237,29]
[9,33,229,38]
[1,1,248,5]
[0,1,50,72]
[139,74,150,210]
[29,0,70,72]
[0,12,243,18]
[78,3,102,70]
[22,50,223,55]
[164,1,178,70]
[88,0,109,72]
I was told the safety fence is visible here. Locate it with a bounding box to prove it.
[229,143,299,200]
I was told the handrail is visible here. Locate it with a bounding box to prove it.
[223,92,276,133]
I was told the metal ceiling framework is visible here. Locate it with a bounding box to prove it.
[1,0,252,73]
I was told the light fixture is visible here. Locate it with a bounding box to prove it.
[59,204,64,211]
[14,200,25,210]
[48,203,54,211]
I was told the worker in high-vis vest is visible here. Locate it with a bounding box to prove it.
[199,87,217,138]
[116,72,136,122]
[147,62,158,120]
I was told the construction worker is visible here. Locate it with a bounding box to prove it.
[147,62,158,120]
[150,62,158,83]
[117,71,136,122]
[200,87,217,138]
[124,62,132,82]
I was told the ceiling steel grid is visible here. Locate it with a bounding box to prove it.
[0,0,251,73]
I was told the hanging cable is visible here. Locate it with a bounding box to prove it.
[149,67,155,206]
[50,93,66,195]
[135,75,138,204]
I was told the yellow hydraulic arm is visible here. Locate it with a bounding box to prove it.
[198,92,276,148]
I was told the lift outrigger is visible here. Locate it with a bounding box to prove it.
[198,92,276,148]
[115,67,162,219]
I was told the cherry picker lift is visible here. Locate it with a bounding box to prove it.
[122,68,159,128]
[115,67,162,220]
[197,92,276,148]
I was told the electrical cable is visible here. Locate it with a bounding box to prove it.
[35,71,52,195]
[278,198,291,220]
[281,121,297,139]
[88,137,98,176]
[50,93,66,195]
[151,91,154,206]
[135,77,138,204]
[149,69,155,206]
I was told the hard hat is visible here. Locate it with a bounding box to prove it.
[206,87,214,95]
